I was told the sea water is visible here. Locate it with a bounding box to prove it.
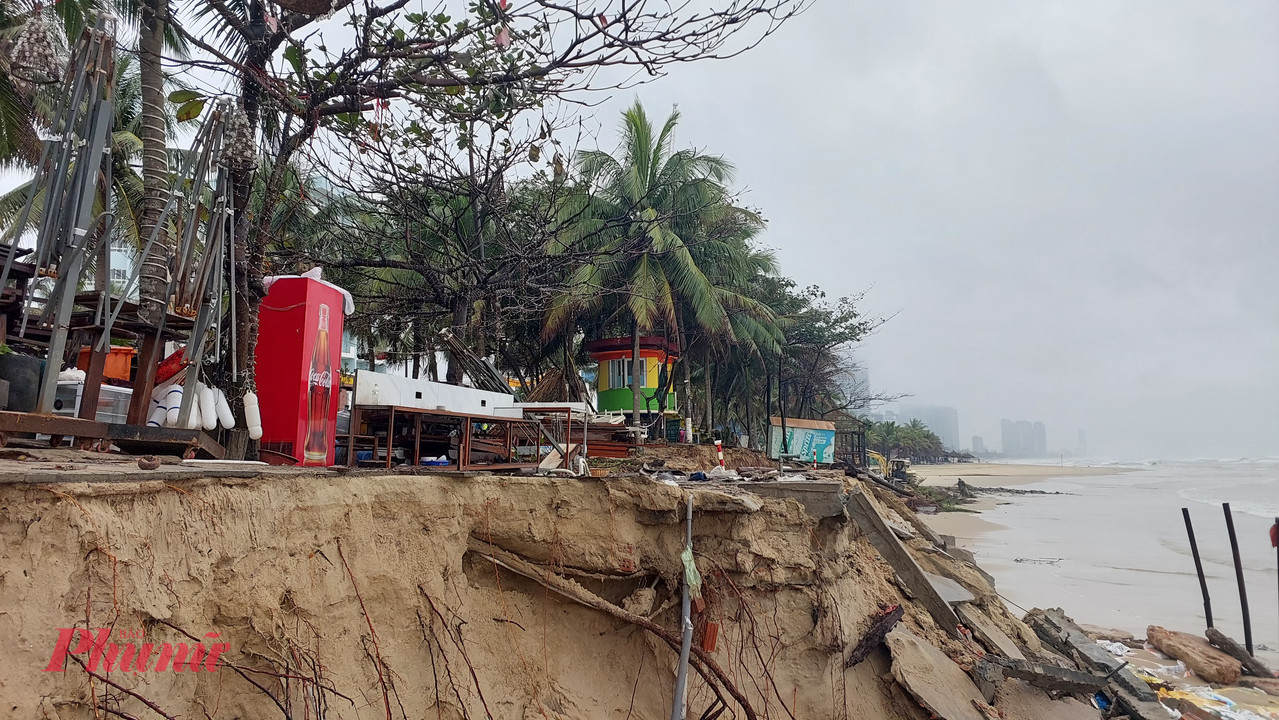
[953,459,1279,666]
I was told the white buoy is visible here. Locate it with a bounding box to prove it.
[214,388,235,429]
[243,391,263,440]
[163,386,183,427]
[185,389,202,430]
[197,383,218,430]
[146,406,167,428]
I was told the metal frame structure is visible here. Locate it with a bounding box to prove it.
[0,25,235,453]
[345,404,543,471]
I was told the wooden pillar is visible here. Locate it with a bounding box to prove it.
[347,406,359,467]
[385,406,395,469]
[504,421,512,464]
[78,334,110,421]
[126,332,163,424]
[413,413,421,467]
[461,418,471,470]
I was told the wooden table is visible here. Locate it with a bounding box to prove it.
[347,405,544,471]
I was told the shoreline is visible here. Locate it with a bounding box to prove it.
[912,461,1133,488]
[911,462,1131,539]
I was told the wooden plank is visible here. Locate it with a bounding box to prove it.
[845,604,904,668]
[77,339,109,421]
[125,332,161,424]
[0,411,108,439]
[105,425,224,459]
[847,486,961,637]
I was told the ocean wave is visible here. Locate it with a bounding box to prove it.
[1178,479,1279,518]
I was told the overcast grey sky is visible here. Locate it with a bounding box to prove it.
[587,0,1279,460]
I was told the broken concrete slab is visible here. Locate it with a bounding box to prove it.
[972,659,1003,703]
[1025,608,1166,720]
[956,603,1026,660]
[848,486,962,636]
[1079,623,1139,647]
[1026,608,1157,702]
[886,626,987,720]
[994,678,1106,720]
[884,508,918,539]
[745,480,847,517]
[984,656,1106,694]
[685,488,764,513]
[925,571,976,604]
[1147,625,1240,685]
[946,545,978,565]
[866,482,947,547]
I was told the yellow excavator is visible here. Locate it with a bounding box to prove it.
[867,450,889,477]
[867,451,911,481]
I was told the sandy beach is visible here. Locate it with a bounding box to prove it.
[915,459,1279,669]
[912,463,1131,538]
[913,461,1127,487]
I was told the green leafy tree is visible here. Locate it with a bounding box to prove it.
[549,100,741,429]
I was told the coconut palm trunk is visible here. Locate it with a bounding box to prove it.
[676,306,693,440]
[135,0,168,326]
[630,320,643,441]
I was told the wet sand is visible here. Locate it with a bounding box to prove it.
[913,463,1129,542]
[916,460,1279,669]
[913,462,1128,488]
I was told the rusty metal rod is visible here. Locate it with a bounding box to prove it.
[1183,508,1213,629]
[1222,503,1252,655]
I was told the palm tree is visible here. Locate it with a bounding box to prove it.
[684,207,782,434]
[135,0,168,325]
[548,100,739,431]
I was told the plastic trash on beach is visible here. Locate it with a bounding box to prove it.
[1151,660,1189,678]
[1098,640,1131,656]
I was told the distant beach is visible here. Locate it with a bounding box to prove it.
[914,459,1279,667]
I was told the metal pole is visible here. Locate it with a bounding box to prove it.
[670,495,694,720]
[1182,508,1213,628]
[1222,503,1253,655]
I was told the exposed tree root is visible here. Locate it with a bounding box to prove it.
[466,536,759,720]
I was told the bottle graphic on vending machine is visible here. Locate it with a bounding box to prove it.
[303,303,333,465]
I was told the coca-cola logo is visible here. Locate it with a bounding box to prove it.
[310,370,332,388]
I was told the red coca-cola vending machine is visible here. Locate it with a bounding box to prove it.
[255,277,345,466]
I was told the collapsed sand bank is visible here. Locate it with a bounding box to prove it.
[0,467,1057,719]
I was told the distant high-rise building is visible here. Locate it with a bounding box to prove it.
[1077,430,1087,456]
[1001,419,1018,456]
[900,404,960,450]
[1001,418,1048,457]
[972,436,986,454]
